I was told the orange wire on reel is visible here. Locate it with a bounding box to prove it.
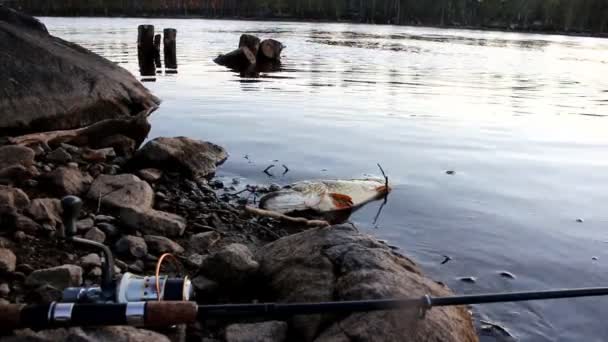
[155,253,185,301]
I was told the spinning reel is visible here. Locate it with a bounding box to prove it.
[59,196,194,304]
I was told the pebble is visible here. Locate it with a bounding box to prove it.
[42,165,51,172]
[458,277,477,284]
[67,162,79,169]
[76,218,95,232]
[96,223,118,238]
[13,231,27,241]
[46,147,72,164]
[84,227,106,243]
[24,179,38,187]
[268,183,281,192]
[94,215,115,223]
[0,283,10,297]
[155,192,167,200]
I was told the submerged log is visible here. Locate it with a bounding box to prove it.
[238,34,261,57]
[259,39,284,61]
[137,25,155,76]
[214,47,256,70]
[153,34,162,68]
[163,28,177,69]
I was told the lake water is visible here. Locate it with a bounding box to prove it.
[42,17,608,341]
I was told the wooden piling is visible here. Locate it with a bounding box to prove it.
[137,25,155,76]
[163,28,177,70]
[153,34,162,68]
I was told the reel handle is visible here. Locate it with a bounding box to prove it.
[60,196,82,238]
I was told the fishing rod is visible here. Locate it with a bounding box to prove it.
[4,287,608,330]
[5,196,608,331]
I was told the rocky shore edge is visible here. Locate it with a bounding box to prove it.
[0,6,478,342]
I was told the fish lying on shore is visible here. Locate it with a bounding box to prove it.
[259,178,390,218]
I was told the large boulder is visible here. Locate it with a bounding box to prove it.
[132,137,227,179]
[25,264,83,289]
[0,6,160,136]
[257,225,478,342]
[0,146,37,185]
[119,207,186,237]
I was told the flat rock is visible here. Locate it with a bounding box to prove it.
[87,174,153,210]
[225,321,288,342]
[115,235,148,259]
[42,166,93,196]
[144,235,184,255]
[257,225,478,342]
[132,137,227,179]
[84,227,106,243]
[201,243,259,285]
[81,147,116,162]
[0,185,30,214]
[119,207,186,237]
[26,198,62,228]
[7,326,170,342]
[0,146,35,170]
[0,248,16,272]
[137,168,163,183]
[190,231,221,252]
[26,264,83,289]
[79,253,102,269]
[76,218,95,232]
[0,7,160,136]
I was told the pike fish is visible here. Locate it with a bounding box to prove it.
[259,178,390,216]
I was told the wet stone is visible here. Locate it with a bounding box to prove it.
[97,222,118,238]
[84,227,106,243]
[46,147,72,164]
[76,218,95,232]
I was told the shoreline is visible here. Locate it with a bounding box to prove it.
[34,13,608,39]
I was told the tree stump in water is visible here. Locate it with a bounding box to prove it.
[238,34,261,57]
[214,47,256,70]
[153,34,162,68]
[163,28,177,70]
[137,25,155,76]
[259,39,284,61]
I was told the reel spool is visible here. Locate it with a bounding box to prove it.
[116,272,193,303]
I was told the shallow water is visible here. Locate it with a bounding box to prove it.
[43,17,608,341]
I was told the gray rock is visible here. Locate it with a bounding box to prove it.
[225,321,288,342]
[88,267,103,279]
[76,218,95,232]
[0,282,9,297]
[87,174,154,210]
[115,236,148,259]
[132,137,228,179]
[0,185,30,214]
[97,222,118,238]
[84,227,106,243]
[0,7,160,136]
[257,225,477,342]
[128,260,144,273]
[0,248,16,272]
[185,253,206,268]
[81,147,117,162]
[26,198,62,228]
[26,265,83,289]
[14,214,40,233]
[0,145,35,170]
[137,168,163,183]
[60,143,81,154]
[191,275,218,294]
[119,207,186,237]
[190,231,221,252]
[94,215,115,223]
[144,235,184,255]
[98,135,137,157]
[42,166,93,196]
[79,253,102,269]
[201,244,259,284]
[46,148,72,164]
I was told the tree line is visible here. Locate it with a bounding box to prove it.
[4,0,608,34]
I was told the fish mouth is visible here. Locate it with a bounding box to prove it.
[375,185,391,195]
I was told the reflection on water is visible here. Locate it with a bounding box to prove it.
[42,18,608,342]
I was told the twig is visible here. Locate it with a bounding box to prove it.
[96,191,102,214]
[263,164,275,177]
[377,163,389,189]
[244,206,330,228]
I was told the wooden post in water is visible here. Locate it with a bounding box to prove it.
[153,34,162,68]
[137,25,155,76]
[163,28,177,70]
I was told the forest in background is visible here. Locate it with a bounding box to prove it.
[3,0,608,34]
